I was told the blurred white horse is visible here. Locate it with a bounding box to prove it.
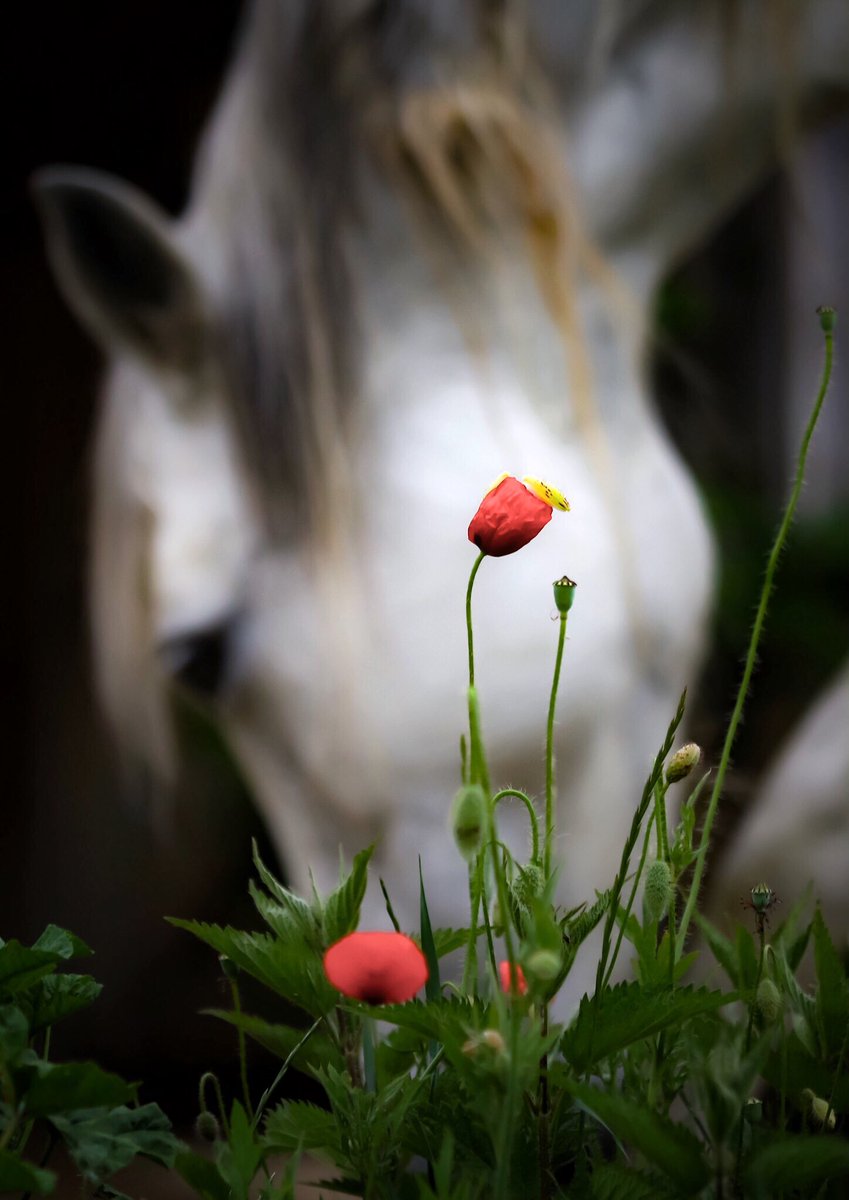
[36,0,848,944]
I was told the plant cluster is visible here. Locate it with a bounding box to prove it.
[1,311,844,1199]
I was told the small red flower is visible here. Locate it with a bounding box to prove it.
[468,475,569,557]
[323,931,429,1005]
[498,960,528,996]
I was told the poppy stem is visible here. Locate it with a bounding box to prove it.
[543,613,568,880]
[465,550,486,689]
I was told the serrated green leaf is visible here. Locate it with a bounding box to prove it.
[744,1135,849,1197]
[175,1147,231,1200]
[694,912,738,985]
[217,1100,263,1200]
[167,919,336,1017]
[323,846,375,945]
[565,1080,710,1192]
[762,1030,849,1113]
[264,1099,340,1154]
[0,1148,56,1194]
[562,982,734,1073]
[0,942,60,996]
[590,1161,676,1200]
[203,1008,338,1076]
[50,1103,176,1185]
[252,841,316,927]
[812,905,849,1058]
[32,926,93,960]
[26,974,102,1032]
[567,891,612,949]
[431,928,469,959]
[24,1061,135,1115]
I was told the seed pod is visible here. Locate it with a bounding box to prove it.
[643,860,674,923]
[755,978,782,1027]
[666,743,702,783]
[817,305,836,334]
[450,784,487,860]
[553,575,577,614]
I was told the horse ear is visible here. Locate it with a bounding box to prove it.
[32,166,208,373]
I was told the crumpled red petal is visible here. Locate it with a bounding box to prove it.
[468,476,553,557]
[498,960,528,996]
[323,931,429,1005]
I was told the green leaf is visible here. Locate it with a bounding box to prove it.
[812,904,849,1058]
[694,913,738,986]
[419,860,440,1003]
[252,841,317,931]
[167,920,336,1017]
[0,1148,56,1194]
[431,928,469,959]
[562,982,734,1073]
[203,1009,339,1077]
[590,1161,676,1200]
[0,942,60,996]
[762,1030,849,1113]
[24,1061,135,1116]
[565,1080,710,1193]
[27,974,102,1032]
[735,924,759,991]
[50,1103,176,1185]
[175,1147,231,1200]
[744,1135,849,1197]
[0,1002,30,1065]
[264,1099,340,1154]
[248,883,318,948]
[217,1100,263,1200]
[32,926,93,960]
[323,846,375,945]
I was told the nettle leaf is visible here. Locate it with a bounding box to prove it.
[217,1100,263,1200]
[50,1103,176,1185]
[565,1080,710,1193]
[26,974,102,1032]
[175,1147,231,1200]
[249,883,319,948]
[264,1099,340,1154]
[812,905,849,1058]
[694,913,737,986]
[371,996,489,1043]
[431,929,469,959]
[252,841,318,929]
[203,1009,339,1077]
[0,942,61,996]
[24,1061,135,1116]
[0,1148,56,1194]
[590,1161,677,1200]
[744,1135,849,1197]
[167,920,335,1017]
[562,982,734,1073]
[762,1030,849,1114]
[32,925,93,960]
[323,846,375,945]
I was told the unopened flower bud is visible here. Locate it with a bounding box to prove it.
[553,575,577,615]
[525,948,562,981]
[511,863,545,911]
[462,1028,506,1057]
[195,1111,221,1142]
[666,743,702,783]
[750,882,774,914]
[450,785,487,860]
[817,305,836,334]
[643,860,674,923]
[755,978,782,1027]
[802,1088,836,1130]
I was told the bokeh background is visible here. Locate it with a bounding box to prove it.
[5,0,848,1146]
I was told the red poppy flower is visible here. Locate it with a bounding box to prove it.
[323,931,429,1005]
[468,475,569,557]
[498,960,528,996]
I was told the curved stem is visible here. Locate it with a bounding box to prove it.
[544,615,568,879]
[466,551,486,689]
[492,789,540,863]
[677,322,834,954]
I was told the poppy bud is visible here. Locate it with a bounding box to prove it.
[744,1098,763,1125]
[750,882,774,914]
[553,575,577,614]
[498,960,528,996]
[450,784,487,860]
[525,948,562,981]
[755,978,782,1027]
[195,1111,220,1142]
[468,475,568,558]
[643,860,674,923]
[666,743,702,783]
[218,954,239,981]
[802,1088,837,1130]
[511,863,545,912]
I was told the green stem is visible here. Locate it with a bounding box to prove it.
[677,320,834,955]
[602,810,655,991]
[229,977,253,1121]
[199,1072,229,1137]
[493,789,540,863]
[466,551,486,689]
[544,615,568,879]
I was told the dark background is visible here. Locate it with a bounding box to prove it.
[4,0,848,1134]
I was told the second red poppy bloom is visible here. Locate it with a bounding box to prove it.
[468,475,569,557]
